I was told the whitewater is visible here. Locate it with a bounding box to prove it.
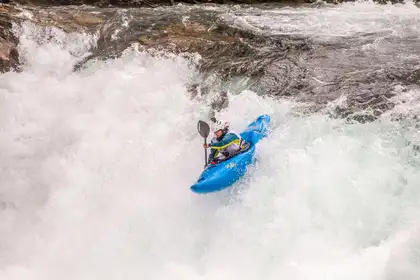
[2,1,420,279]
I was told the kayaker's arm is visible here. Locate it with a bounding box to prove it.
[208,148,217,164]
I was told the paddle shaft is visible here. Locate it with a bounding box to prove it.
[204,138,208,168]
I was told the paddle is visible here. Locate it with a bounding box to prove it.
[197,120,210,168]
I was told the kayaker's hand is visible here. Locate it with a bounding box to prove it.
[203,144,210,148]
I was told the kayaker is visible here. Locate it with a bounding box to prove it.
[203,119,243,165]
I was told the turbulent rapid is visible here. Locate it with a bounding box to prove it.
[2,1,420,279]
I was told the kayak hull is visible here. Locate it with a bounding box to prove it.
[190,114,270,194]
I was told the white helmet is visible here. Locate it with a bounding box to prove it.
[213,119,229,132]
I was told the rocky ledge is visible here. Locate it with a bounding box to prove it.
[0,5,20,72]
[0,4,108,72]
[1,1,419,122]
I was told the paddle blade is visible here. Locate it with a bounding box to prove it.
[197,120,210,138]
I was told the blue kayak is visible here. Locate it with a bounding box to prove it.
[190,114,270,194]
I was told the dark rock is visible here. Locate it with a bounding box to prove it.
[0,6,21,72]
[9,0,410,7]
[0,2,416,122]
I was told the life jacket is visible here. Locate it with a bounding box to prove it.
[210,130,243,160]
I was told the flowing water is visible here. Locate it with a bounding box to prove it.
[2,1,420,279]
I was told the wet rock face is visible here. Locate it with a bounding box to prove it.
[1,2,418,120]
[0,4,108,73]
[9,0,409,7]
[73,9,244,70]
[11,0,172,6]
[0,41,19,72]
[0,6,20,72]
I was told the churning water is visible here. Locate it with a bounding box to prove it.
[2,2,420,279]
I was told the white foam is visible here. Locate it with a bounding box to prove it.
[225,0,420,38]
[1,13,420,280]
